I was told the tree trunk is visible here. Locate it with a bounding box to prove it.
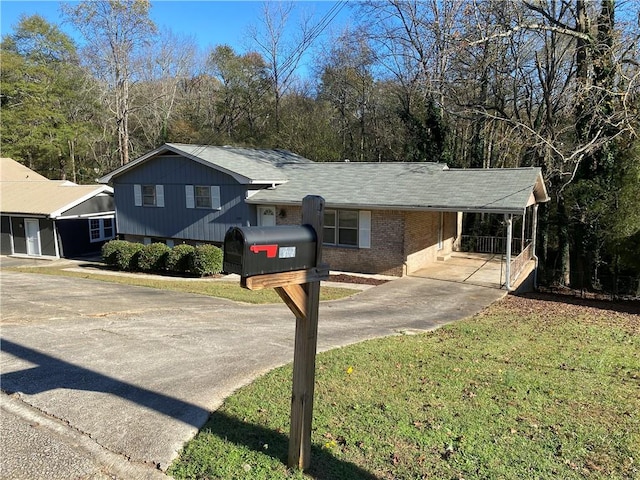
[558,196,571,286]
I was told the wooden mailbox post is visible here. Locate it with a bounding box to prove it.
[223,195,327,470]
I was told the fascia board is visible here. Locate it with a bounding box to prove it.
[246,198,526,215]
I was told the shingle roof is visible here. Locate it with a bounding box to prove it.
[246,163,548,214]
[98,143,312,184]
[1,158,113,217]
[1,157,48,181]
[97,144,549,214]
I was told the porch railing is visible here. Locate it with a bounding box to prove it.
[510,242,534,285]
[456,235,528,255]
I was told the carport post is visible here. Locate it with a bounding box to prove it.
[505,214,513,290]
[287,195,324,470]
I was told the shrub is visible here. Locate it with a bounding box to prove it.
[115,242,144,271]
[166,244,195,274]
[190,244,223,277]
[101,240,128,267]
[137,242,171,272]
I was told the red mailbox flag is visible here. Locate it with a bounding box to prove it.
[249,244,278,258]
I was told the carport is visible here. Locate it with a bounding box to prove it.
[429,168,550,291]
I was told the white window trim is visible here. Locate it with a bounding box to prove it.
[323,209,371,248]
[186,185,221,210]
[89,218,115,243]
[135,184,164,207]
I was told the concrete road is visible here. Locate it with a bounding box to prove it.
[0,267,505,479]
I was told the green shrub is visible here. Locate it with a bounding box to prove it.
[190,244,223,277]
[166,244,195,274]
[115,242,144,271]
[137,242,171,272]
[101,240,128,267]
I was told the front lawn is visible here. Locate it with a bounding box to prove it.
[6,266,357,303]
[169,294,639,480]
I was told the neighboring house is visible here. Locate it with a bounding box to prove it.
[1,158,115,258]
[98,143,549,287]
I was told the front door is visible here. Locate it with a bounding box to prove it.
[25,219,41,256]
[257,206,276,226]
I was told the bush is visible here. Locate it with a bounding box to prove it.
[190,244,223,277]
[115,242,144,271]
[101,240,128,267]
[137,242,171,272]
[166,244,195,274]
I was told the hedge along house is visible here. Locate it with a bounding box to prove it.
[1,158,115,259]
[98,143,549,289]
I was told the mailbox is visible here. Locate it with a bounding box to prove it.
[223,225,317,277]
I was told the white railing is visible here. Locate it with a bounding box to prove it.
[457,235,527,255]
[510,242,533,284]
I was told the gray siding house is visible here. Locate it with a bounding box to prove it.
[97,144,311,246]
[98,143,549,287]
[1,158,115,258]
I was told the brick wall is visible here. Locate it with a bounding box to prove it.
[404,211,456,274]
[274,205,457,277]
[276,206,405,276]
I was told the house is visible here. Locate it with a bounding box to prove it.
[1,158,115,259]
[98,143,549,288]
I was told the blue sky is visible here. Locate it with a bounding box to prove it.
[1,1,352,56]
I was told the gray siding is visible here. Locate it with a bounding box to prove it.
[63,194,114,217]
[9,217,56,256]
[113,155,258,243]
[40,219,56,256]
[11,217,25,254]
[1,216,12,254]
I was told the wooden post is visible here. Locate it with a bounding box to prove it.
[232,195,326,470]
[286,195,324,470]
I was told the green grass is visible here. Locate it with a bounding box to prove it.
[168,295,639,480]
[5,266,358,304]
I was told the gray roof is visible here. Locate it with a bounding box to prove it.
[98,143,312,185]
[97,144,549,214]
[247,163,549,214]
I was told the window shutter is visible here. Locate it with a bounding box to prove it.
[358,211,371,248]
[211,186,221,210]
[134,184,142,206]
[185,185,195,209]
[156,185,164,207]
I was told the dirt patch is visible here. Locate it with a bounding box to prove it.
[329,274,390,286]
[493,293,640,334]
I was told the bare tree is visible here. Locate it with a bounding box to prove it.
[62,0,156,166]
[248,1,315,138]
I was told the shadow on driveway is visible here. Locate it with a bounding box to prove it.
[1,338,210,428]
[2,338,379,479]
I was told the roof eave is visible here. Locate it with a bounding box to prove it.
[97,144,288,185]
[246,198,527,215]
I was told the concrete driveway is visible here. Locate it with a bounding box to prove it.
[0,266,505,479]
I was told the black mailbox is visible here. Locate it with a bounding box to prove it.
[223,225,317,277]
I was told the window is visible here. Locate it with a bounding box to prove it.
[186,185,221,210]
[89,218,115,243]
[142,185,156,206]
[323,210,370,248]
[195,186,212,208]
[134,184,164,207]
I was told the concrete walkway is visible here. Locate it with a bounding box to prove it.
[0,263,505,479]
